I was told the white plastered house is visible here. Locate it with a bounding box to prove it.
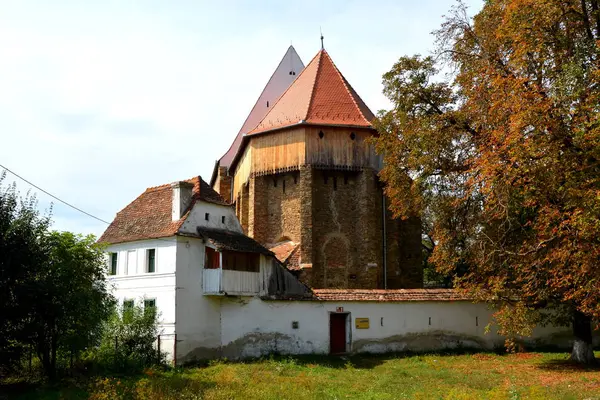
[99,176,309,364]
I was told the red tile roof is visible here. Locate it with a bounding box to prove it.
[99,176,228,244]
[312,289,470,302]
[269,241,299,265]
[248,50,375,135]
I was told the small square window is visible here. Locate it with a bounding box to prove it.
[109,253,118,275]
[205,213,209,221]
[221,216,225,224]
[147,249,156,273]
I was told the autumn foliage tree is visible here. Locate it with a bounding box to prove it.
[375,0,600,363]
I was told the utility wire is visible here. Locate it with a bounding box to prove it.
[0,162,112,225]
[0,163,177,243]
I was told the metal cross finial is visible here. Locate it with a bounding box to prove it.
[320,27,324,49]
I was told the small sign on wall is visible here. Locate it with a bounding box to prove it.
[355,318,370,329]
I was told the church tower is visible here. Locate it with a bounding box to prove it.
[212,47,422,289]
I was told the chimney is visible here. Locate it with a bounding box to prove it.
[215,166,232,203]
[171,181,194,221]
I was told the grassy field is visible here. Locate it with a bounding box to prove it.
[3,352,600,400]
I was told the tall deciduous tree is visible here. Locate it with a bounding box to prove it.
[375,0,600,363]
[0,171,51,372]
[26,231,115,379]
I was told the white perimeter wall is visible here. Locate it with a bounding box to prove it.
[217,297,574,360]
[106,238,178,361]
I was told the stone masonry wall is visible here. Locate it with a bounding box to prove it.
[311,168,381,289]
[235,166,423,289]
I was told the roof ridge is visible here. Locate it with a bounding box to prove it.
[145,176,198,193]
[321,50,372,125]
[247,50,322,134]
[305,50,325,121]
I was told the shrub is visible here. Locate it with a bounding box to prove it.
[90,303,165,373]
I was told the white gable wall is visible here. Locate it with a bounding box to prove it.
[179,201,242,233]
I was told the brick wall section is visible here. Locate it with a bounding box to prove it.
[264,172,301,244]
[310,169,381,288]
[238,184,250,235]
[299,166,313,265]
[384,205,423,288]
[248,176,268,243]
[215,166,232,204]
[234,168,423,289]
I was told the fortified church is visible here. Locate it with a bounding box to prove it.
[210,46,422,290]
[99,45,567,364]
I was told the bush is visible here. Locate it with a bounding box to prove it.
[89,304,165,373]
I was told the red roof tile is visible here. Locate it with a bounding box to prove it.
[312,289,470,302]
[267,240,300,266]
[248,50,375,135]
[99,176,228,244]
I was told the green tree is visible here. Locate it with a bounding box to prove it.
[0,171,51,372]
[26,231,115,379]
[375,0,600,363]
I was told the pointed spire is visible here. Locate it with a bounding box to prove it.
[218,46,305,167]
[248,49,375,135]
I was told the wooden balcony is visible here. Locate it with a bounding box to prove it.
[203,268,260,296]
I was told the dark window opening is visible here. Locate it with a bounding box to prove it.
[293,175,298,184]
[282,179,286,193]
[221,216,226,224]
[333,177,337,191]
[123,299,134,312]
[266,101,269,107]
[144,299,156,317]
[221,251,260,272]
[350,132,356,140]
[273,179,277,187]
[205,247,220,269]
[205,212,210,221]
[109,253,118,275]
[318,130,324,139]
[147,249,155,273]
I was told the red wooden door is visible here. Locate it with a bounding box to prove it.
[329,313,347,354]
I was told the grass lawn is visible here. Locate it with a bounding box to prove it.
[3,352,600,400]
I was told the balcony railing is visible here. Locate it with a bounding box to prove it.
[203,268,259,296]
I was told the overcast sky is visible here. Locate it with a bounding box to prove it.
[0,0,483,237]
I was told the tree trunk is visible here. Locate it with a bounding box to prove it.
[569,310,596,364]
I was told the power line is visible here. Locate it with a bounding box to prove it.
[0,163,112,225]
[0,163,177,243]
